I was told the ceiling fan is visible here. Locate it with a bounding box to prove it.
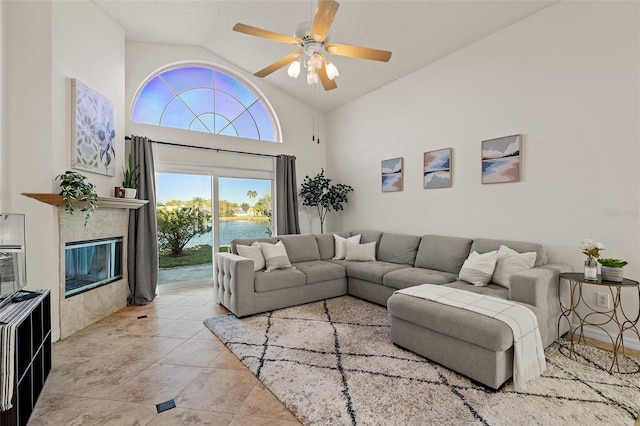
[233,0,392,91]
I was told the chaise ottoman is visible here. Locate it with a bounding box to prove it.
[387,289,542,389]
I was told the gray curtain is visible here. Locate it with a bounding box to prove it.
[276,155,300,235]
[127,136,158,305]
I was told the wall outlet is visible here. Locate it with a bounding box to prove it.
[596,292,611,309]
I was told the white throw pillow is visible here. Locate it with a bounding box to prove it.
[458,250,498,287]
[333,234,361,260]
[492,245,537,288]
[259,241,293,272]
[236,242,265,272]
[344,241,377,262]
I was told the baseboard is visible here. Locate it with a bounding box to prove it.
[571,324,640,351]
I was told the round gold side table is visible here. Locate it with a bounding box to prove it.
[557,272,640,373]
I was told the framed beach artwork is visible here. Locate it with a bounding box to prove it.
[71,78,116,176]
[481,134,521,184]
[381,157,403,192]
[424,148,452,189]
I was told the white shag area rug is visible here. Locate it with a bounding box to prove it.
[204,296,640,426]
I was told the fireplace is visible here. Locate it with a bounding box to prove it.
[65,237,123,298]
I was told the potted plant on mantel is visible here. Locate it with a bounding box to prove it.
[55,170,98,226]
[598,258,628,282]
[121,153,140,199]
[299,168,353,234]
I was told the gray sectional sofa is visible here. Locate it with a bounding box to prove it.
[213,230,571,389]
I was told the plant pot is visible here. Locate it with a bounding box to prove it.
[601,265,623,282]
[123,188,137,199]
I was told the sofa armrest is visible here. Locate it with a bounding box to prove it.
[509,263,572,309]
[213,252,256,317]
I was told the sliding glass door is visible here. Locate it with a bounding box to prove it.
[156,172,213,289]
[155,168,273,289]
[218,177,273,251]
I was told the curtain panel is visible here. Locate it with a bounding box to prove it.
[276,155,300,235]
[127,135,159,305]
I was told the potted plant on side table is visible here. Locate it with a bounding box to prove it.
[122,153,140,199]
[598,258,628,282]
[55,170,98,226]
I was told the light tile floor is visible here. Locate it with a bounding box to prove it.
[29,285,301,426]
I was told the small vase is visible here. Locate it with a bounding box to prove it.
[601,265,623,282]
[584,256,598,281]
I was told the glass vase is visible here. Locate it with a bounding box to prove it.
[584,256,598,281]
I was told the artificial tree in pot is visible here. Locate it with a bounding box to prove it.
[299,168,353,234]
[121,153,140,198]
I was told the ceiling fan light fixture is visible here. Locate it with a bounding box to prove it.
[287,60,301,78]
[307,67,318,85]
[325,62,339,80]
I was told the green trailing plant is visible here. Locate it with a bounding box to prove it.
[598,258,628,268]
[55,171,98,226]
[299,168,353,234]
[122,153,140,189]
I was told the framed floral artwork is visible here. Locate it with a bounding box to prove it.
[71,78,116,176]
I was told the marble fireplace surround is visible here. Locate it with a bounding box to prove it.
[58,208,129,339]
[22,194,147,339]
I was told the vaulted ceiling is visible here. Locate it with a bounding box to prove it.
[94,0,554,112]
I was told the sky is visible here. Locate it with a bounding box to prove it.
[156,173,271,205]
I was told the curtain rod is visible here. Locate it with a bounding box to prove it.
[124,136,283,159]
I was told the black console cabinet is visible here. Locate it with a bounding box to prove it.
[0,290,51,426]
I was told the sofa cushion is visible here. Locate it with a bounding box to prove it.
[471,238,547,267]
[254,268,306,292]
[260,241,293,271]
[278,234,321,264]
[345,261,408,285]
[350,230,383,255]
[377,232,421,265]
[443,280,510,300]
[316,232,350,260]
[388,292,518,352]
[236,242,265,272]
[414,235,473,274]
[231,237,277,255]
[345,241,376,262]
[458,251,498,287]
[293,260,347,285]
[334,234,361,260]
[383,268,457,290]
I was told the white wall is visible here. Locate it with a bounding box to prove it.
[125,42,327,234]
[3,1,125,341]
[326,2,640,343]
[0,1,6,209]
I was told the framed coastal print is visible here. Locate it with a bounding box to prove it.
[71,78,116,176]
[481,134,521,184]
[424,148,452,189]
[381,157,403,192]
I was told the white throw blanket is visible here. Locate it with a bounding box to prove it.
[396,284,546,391]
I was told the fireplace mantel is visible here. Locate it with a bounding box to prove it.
[22,193,148,209]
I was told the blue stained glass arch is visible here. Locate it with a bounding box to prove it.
[132,65,280,142]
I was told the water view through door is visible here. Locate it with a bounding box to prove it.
[156,172,272,288]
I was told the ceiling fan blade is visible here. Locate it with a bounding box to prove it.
[311,0,339,42]
[317,56,338,91]
[325,42,392,62]
[233,23,302,45]
[254,51,303,78]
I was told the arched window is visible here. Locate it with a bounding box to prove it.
[132,65,280,142]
